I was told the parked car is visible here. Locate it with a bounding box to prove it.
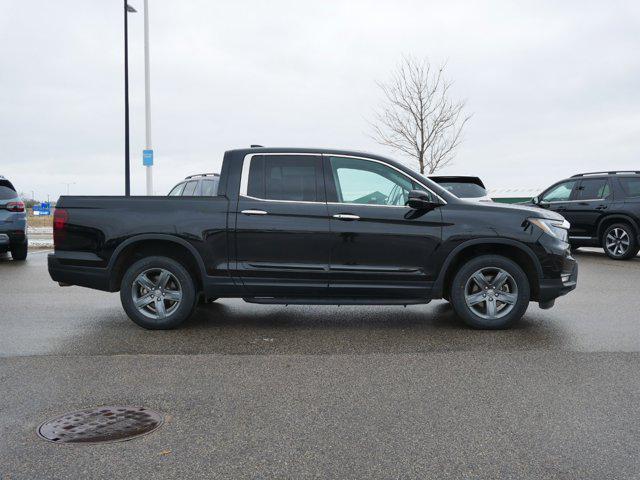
[0,175,27,260]
[48,147,577,330]
[168,173,220,197]
[529,171,640,260]
[429,176,493,202]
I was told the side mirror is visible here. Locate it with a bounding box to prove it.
[407,190,440,210]
[532,196,539,205]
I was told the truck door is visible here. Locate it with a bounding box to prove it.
[234,154,331,296]
[323,155,443,299]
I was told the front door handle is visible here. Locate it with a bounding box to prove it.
[241,209,268,215]
[596,204,608,210]
[556,206,566,212]
[333,214,360,221]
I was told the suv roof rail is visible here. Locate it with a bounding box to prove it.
[184,173,220,180]
[571,171,640,177]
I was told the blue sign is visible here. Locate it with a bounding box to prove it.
[143,149,154,166]
[33,202,51,216]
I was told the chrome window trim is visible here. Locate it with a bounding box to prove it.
[542,198,609,204]
[239,152,446,206]
[239,194,325,205]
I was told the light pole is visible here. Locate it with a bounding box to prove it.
[143,0,154,195]
[124,2,137,196]
[62,182,76,195]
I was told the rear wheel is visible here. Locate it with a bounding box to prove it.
[602,223,638,260]
[450,255,530,329]
[10,241,28,261]
[120,256,197,329]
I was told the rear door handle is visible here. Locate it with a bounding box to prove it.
[333,214,360,221]
[241,209,268,215]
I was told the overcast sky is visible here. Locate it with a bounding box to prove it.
[1,0,639,200]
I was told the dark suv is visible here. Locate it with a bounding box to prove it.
[530,171,640,260]
[168,173,220,197]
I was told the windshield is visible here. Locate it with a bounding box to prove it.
[438,182,487,198]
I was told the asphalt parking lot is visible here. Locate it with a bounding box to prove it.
[1,250,639,479]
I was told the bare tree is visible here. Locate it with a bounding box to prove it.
[370,56,471,174]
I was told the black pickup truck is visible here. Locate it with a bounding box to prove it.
[49,147,577,330]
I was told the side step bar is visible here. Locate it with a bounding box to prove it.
[243,297,430,306]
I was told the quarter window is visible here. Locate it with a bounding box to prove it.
[541,181,576,202]
[328,156,422,206]
[246,155,323,202]
[576,179,610,200]
[619,177,640,198]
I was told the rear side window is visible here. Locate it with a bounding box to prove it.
[200,178,219,196]
[576,178,610,200]
[246,155,323,202]
[182,180,199,196]
[619,177,640,198]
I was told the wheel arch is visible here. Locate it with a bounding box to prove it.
[433,239,543,301]
[596,214,639,241]
[107,234,206,292]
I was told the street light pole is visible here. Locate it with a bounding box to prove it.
[62,182,76,195]
[143,0,154,195]
[124,2,137,196]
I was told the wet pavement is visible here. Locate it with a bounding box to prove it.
[1,250,639,479]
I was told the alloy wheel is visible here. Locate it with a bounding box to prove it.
[131,268,183,320]
[605,228,630,257]
[464,267,518,320]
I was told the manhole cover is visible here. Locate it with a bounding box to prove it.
[37,406,164,444]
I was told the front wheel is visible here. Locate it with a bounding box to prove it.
[450,255,530,329]
[602,223,638,260]
[120,256,197,330]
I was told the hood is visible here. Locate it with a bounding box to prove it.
[468,200,565,221]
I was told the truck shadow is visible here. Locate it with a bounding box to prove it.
[35,297,569,357]
[133,299,566,355]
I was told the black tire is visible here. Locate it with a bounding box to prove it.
[450,254,530,329]
[602,223,639,260]
[198,296,219,304]
[120,256,197,330]
[11,241,28,261]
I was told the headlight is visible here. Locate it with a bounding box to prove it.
[528,217,570,241]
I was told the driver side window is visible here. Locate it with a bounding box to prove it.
[329,156,423,206]
[541,180,577,202]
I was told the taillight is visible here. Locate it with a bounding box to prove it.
[53,208,69,244]
[6,201,24,212]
